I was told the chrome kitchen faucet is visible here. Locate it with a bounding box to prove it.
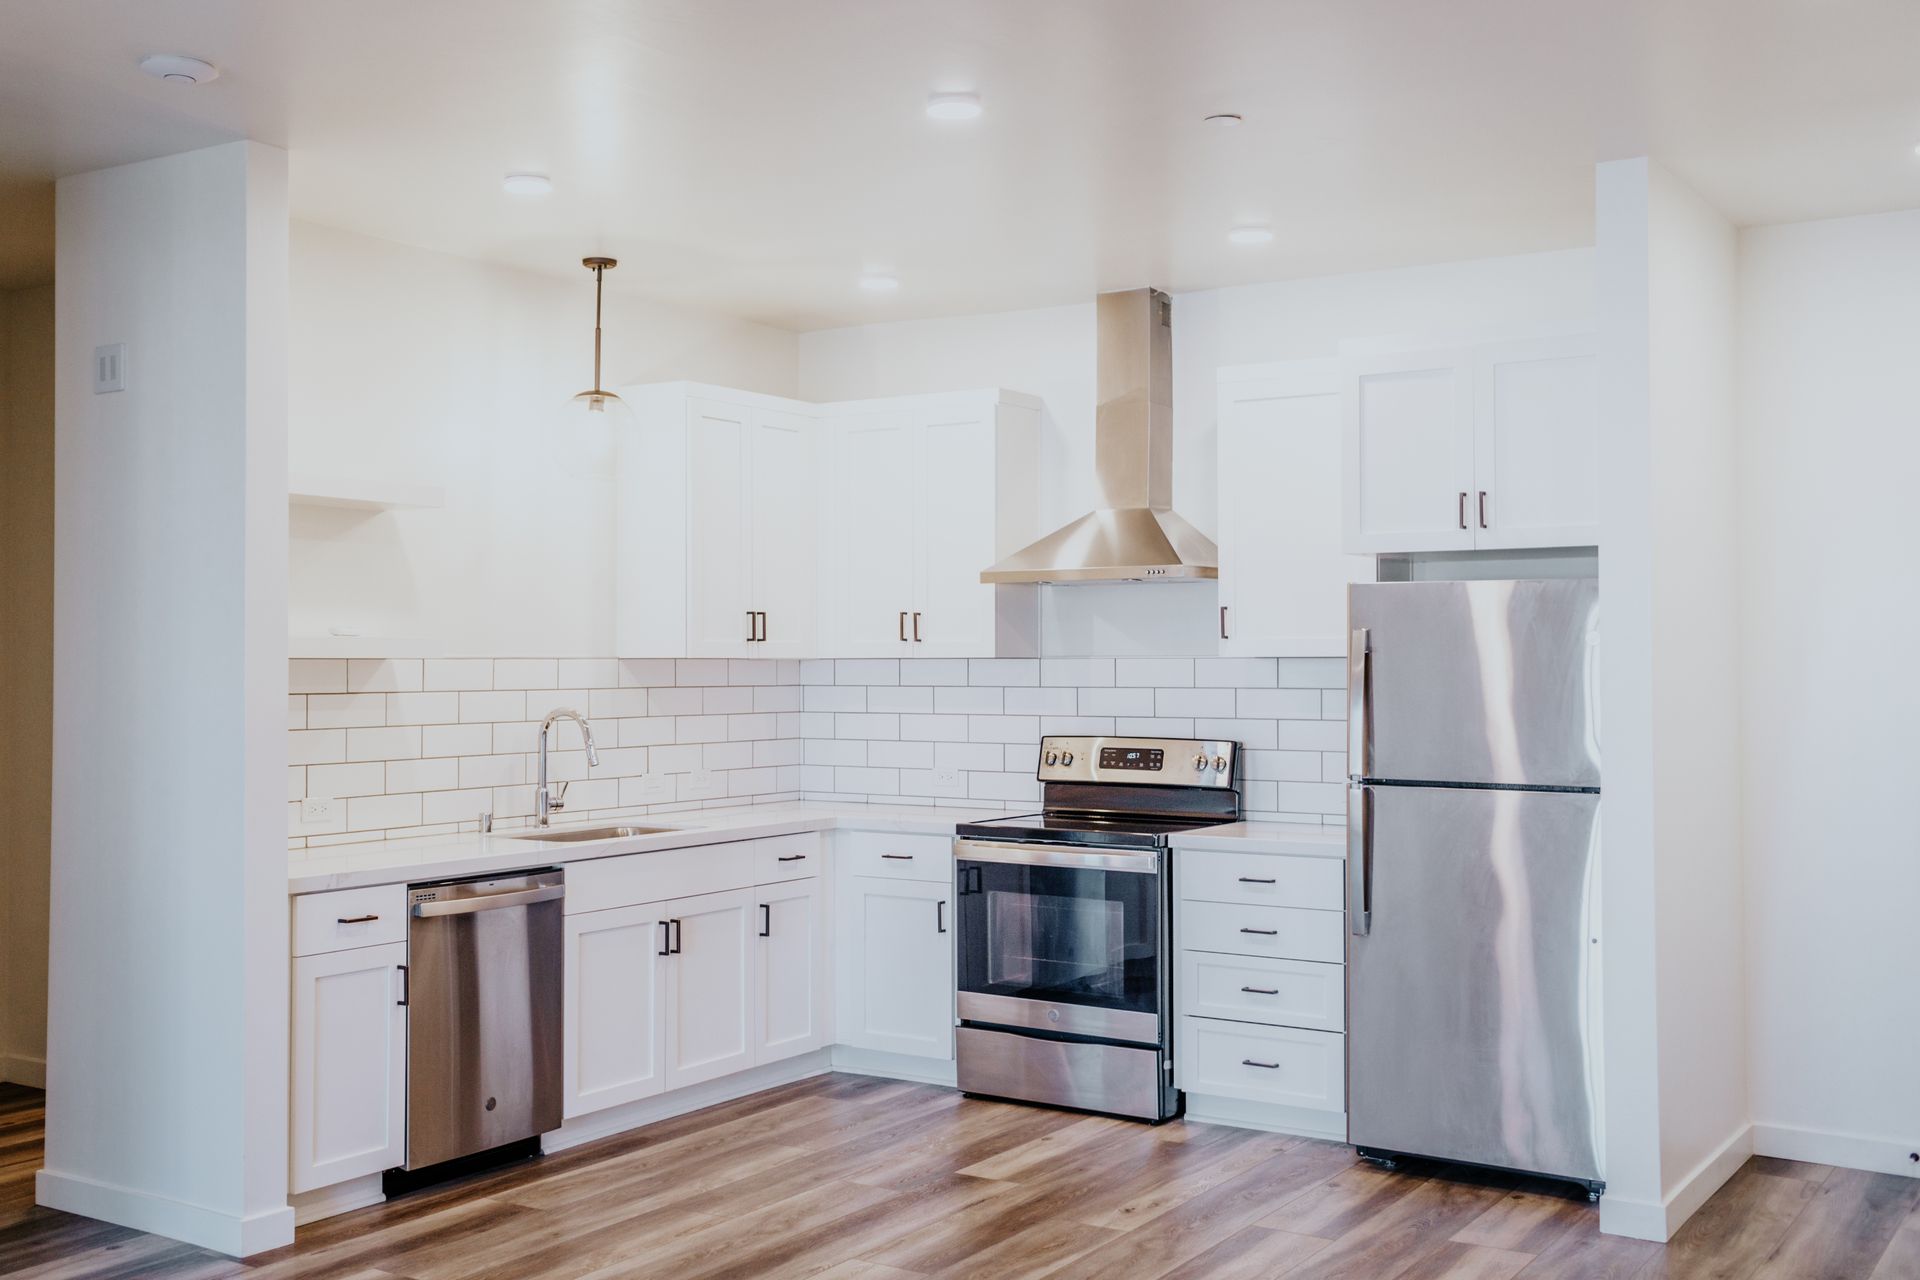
[535,708,599,827]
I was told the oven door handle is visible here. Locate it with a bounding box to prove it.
[952,838,1159,874]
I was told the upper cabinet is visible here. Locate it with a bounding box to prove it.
[822,390,1041,659]
[617,385,824,659]
[1216,361,1375,658]
[1342,335,1598,554]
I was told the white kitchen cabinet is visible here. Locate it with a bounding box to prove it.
[1342,336,1598,554]
[563,902,668,1118]
[823,390,1041,659]
[289,941,406,1193]
[616,384,823,658]
[1217,361,1375,657]
[662,887,760,1089]
[836,875,953,1060]
[755,878,828,1063]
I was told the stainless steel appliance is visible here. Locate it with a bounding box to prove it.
[402,868,565,1171]
[1346,579,1605,1198]
[953,735,1240,1121]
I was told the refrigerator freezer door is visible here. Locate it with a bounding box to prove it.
[1349,579,1600,789]
[1347,783,1602,1184]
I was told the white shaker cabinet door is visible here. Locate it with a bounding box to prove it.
[839,875,953,1061]
[684,397,754,657]
[1473,335,1600,550]
[563,903,668,1119]
[827,413,920,656]
[1218,361,1374,657]
[754,878,828,1063]
[749,406,820,657]
[663,888,759,1090]
[290,941,407,1193]
[913,408,998,658]
[1343,348,1478,554]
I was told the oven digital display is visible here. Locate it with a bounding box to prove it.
[1099,747,1163,771]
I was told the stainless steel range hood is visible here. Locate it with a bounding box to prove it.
[982,288,1217,584]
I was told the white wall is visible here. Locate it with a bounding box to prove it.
[798,250,1596,538]
[42,142,294,1255]
[1594,157,1747,1241]
[288,224,798,657]
[1739,208,1920,1175]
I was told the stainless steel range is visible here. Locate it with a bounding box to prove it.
[952,734,1241,1122]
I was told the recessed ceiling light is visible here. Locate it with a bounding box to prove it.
[502,173,553,196]
[139,54,219,85]
[926,92,983,121]
[1204,113,1244,127]
[858,273,900,292]
[1227,225,1274,246]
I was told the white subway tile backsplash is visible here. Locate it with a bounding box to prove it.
[648,686,703,716]
[867,740,934,770]
[289,729,345,766]
[970,771,1039,802]
[1195,718,1279,750]
[386,692,460,725]
[675,715,730,744]
[867,686,934,714]
[618,717,676,747]
[1273,719,1348,751]
[289,659,348,695]
[836,658,899,686]
[803,685,865,713]
[727,713,778,741]
[1245,750,1325,782]
[835,713,899,740]
[422,788,494,826]
[968,658,1038,686]
[1004,686,1077,717]
[703,741,753,771]
[1156,688,1236,718]
[675,658,730,685]
[308,762,387,798]
[753,685,801,713]
[1195,658,1276,688]
[900,714,970,742]
[969,715,1040,744]
[560,658,619,689]
[424,658,492,691]
[348,793,421,832]
[835,766,899,795]
[422,723,493,757]
[494,658,558,689]
[460,690,525,723]
[1041,658,1114,688]
[1238,688,1324,720]
[934,740,1003,772]
[934,685,1002,715]
[1276,658,1347,688]
[1115,716,1193,736]
[387,758,457,794]
[1079,688,1154,717]
[288,696,307,731]
[347,659,423,693]
[703,685,755,715]
[728,659,779,686]
[307,694,386,730]
[346,726,421,762]
[619,658,676,687]
[459,754,525,788]
[1321,689,1347,719]
[897,658,965,685]
[799,659,835,685]
[1115,657,1193,687]
[753,739,802,767]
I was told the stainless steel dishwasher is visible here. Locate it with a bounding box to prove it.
[403,868,564,1171]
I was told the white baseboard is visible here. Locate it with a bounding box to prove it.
[35,1168,295,1257]
[1599,1123,1752,1243]
[829,1044,957,1087]
[542,1050,833,1155]
[1183,1095,1348,1143]
[1,1052,46,1088]
[290,1173,384,1226]
[1753,1120,1920,1179]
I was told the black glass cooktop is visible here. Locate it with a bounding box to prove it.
[954,811,1234,850]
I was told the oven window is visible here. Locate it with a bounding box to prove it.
[955,859,1159,1016]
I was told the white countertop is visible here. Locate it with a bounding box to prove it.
[288,803,1345,894]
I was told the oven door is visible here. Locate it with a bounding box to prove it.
[952,838,1164,1046]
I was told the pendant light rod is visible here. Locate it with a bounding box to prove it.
[574,256,622,414]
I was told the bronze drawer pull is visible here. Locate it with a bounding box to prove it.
[1237,876,1276,885]
[1240,985,1279,995]
[777,854,806,862]
[336,914,379,924]
[881,853,914,860]
[1241,1058,1280,1069]
[1239,926,1278,936]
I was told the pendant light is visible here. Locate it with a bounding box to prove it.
[570,256,624,414]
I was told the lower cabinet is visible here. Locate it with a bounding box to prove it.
[757,878,828,1062]
[663,887,759,1090]
[563,902,668,1118]
[836,875,953,1060]
[289,941,407,1193]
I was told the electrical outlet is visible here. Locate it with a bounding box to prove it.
[681,770,727,801]
[632,773,674,804]
[93,343,126,394]
[300,797,338,824]
[931,768,963,792]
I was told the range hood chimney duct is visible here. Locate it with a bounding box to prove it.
[981,287,1218,583]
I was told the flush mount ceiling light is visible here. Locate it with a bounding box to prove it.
[570,257,626,415]
[1203,112,1244,127]
[502,173,553,196]
[925,92,983,121]
[858,273,900,292]
[139,54,219,85]
[1227,224,1275,246]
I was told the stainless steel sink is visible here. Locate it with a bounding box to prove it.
[507,825,679,843]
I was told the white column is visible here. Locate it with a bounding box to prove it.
[39,140,292,1256]
[1594,156,1747,1241]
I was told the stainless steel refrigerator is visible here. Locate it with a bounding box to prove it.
[1346,578,1604,1198]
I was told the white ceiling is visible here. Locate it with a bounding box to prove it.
[3,0,1920,325]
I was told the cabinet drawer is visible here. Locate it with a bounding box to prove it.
[292,885,407,956]
[753,833,822,884]
[838,830,952,883]
[1179,1017,1345,1112]
[567,840,757,914]
[1180,900,1344,964]
[1178,849,1343,912]
[1179,952,1344,1033]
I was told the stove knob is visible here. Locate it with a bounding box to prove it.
[1193,753,1208,771]
[1213,755,1230,773]
[1044,750,1059,766]
[1060,751,1074,766]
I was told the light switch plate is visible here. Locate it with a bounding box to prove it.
[632,773,674,804]
[299,797,337,824]
[93,343,126,393]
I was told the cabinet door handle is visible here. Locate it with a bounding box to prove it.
[881,853,914,860]
[1458,492,1469,530]
[1478,491,1488,529]
[395,964,409,1007]
[1239,926,1279,936]
[747,611,757,642]
[912,612,922,642]
[899,611,909,643]
[1241,1058,1280,1070]
[759,903,771,938]
[937,899,947,933]
[1240,985,1280,996]
[1236,877,1275,885]
[336,913,379,924]
[757,611,768,641]
[658,919,671,956]
[670,918,683,954]
[1219,606,1229,640]
[777,853,806,862]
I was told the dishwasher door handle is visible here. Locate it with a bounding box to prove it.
[411,884,566,917]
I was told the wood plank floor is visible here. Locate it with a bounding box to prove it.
[3,1078,1917,1279]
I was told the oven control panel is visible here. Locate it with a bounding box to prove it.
[1037,736,1238,787]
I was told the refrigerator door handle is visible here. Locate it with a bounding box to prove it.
[1348,627,1370,778]
[1349,783,1373,936]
